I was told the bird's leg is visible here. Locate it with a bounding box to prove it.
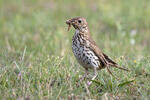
[77,69,88,86]
[87,68,98,86]
[79,69,88,82]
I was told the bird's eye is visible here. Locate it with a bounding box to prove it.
[78,20,81,23]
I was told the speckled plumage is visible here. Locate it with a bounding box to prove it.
[72,29,101,70]
[66,17,129,86]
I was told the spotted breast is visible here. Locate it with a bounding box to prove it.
[72,29,101,70]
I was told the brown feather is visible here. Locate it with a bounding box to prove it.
[88,38,108,69]
[87,36,129,71]
[66,17,129,82]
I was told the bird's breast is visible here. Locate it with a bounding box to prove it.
[72,32,100,69]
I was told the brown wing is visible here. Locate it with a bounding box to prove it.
[102,53,117,65]
[88,37,129,71]
[87,37,108,69]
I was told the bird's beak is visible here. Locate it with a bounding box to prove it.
[66,19,73,31]
[66,19,71,25]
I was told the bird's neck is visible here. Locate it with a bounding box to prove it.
[74,27,90,37]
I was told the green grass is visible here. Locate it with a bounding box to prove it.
[0,0,150,99]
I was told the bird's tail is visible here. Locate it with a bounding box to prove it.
[111,64,129,71]
[102,53,129,71]
[106,64,129,80]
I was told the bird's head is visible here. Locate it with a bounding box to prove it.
[66,17,88,32]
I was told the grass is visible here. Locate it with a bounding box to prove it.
[0,0,150,99]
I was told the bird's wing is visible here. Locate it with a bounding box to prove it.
[87,37,108,68]
[88,37,129,71]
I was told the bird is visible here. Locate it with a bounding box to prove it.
[66,17,129,86]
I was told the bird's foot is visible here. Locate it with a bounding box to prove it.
[87,81,92,86]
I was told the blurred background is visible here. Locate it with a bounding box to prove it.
[0,0,150,99]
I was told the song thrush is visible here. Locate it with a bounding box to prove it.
[66,17,129,86]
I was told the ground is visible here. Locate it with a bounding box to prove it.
[0,0,150,99]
